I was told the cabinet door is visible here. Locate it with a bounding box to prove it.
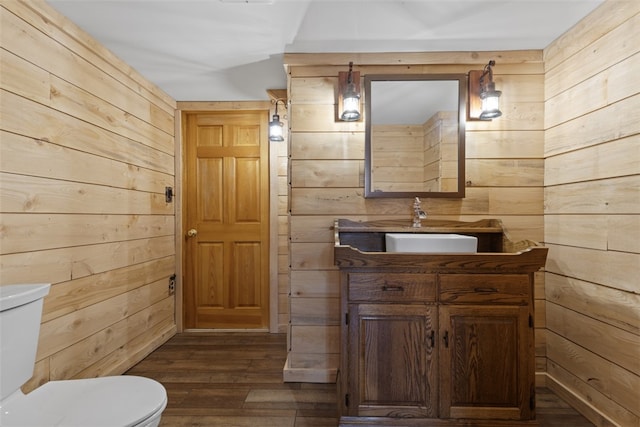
[347,304,437,418]
[439,305,533,420]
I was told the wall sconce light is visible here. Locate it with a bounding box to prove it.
[468,60,502,120]
[338,62,361,121]
[269,99,286,142]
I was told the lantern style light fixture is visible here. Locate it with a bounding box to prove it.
[338,62,361,121]
[479,60,502,119]
[269,99,286,142]
[468,60,502,120]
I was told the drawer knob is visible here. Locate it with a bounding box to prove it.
[382,285,404,292]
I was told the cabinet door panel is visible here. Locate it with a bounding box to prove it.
[439,305,533,420]
[348,304,437,418]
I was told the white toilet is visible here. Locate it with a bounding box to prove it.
[0,284,168,427]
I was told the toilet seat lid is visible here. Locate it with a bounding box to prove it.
[1,376,167,427]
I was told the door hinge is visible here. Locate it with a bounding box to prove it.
[443,330,449,348]
[345,393,349,407]
[529,314,534,328]
[345,312,349,325]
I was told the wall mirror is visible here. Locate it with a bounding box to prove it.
[364,74,466,198]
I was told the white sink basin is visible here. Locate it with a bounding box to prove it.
[385,233,478,253]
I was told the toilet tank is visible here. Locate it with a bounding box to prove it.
[0,284,51,401]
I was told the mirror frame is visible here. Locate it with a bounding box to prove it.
[364,74,467,198]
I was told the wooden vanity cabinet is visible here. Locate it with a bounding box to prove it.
[335,219,547,427]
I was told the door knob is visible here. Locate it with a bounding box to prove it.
[187,229,198,237]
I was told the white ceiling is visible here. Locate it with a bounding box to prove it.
[47,0,604,102]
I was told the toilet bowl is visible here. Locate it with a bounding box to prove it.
[0,376,167,427]
[0,284,167,427]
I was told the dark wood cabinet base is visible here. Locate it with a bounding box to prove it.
[335,219,548,427]
[340,416,539,426]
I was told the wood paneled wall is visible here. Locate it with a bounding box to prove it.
[0,0,177,390]
[369,111,457,193]
[371,124,425,191]
[283,52,547,382]
[276,111,290,333]
[543,2,640,426]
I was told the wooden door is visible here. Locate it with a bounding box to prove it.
[439,305,533,420]
[183,111,269,329]
[347,303,437,418]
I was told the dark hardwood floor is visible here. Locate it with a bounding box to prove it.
[126,332,595,427]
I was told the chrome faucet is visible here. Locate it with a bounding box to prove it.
[412,197,427,228]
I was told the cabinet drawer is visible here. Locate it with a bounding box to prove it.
[440,274,531,304]
[348,273,436,303]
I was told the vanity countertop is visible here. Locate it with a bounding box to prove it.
[334,218,504,234]
[334,218,548,273]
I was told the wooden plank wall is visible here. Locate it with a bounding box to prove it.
[371,124,425,191]
[542,1,640,426]
[276,109,290,333]
[283,51,547,382]
[425,111,458,192]
[0,0,177,391]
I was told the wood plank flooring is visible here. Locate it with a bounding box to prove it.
[126,332,595,427]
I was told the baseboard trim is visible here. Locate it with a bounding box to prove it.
[543,372,620,427]
[282,354,337,383]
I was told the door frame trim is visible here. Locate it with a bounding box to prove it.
[175,101,276,333]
